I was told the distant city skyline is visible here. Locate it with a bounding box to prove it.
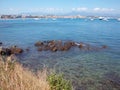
[0,0,120,16]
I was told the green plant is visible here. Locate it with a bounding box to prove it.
[47,73,72,90]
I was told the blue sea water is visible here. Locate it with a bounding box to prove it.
[0,18,120,89]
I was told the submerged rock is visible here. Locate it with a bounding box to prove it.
[0,47,11,56]
[43,45,50,51]
[52,47,57,52]
[5,48,12,56]
[34,40,108,52]
[0,42,2,45]
[58,46,65,51]
[0,47,6,55]
[0,46,23,56]
[35,41,44,47]
[102,45,107,49]
[79,44,84,48]
[10,47,23,54]
[63,41,73,51]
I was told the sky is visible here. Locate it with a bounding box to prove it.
[0,0,120,16]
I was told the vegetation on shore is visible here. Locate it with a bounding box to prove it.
[48,74,72,90]
[0,56,72,90]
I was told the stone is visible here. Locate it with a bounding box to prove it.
[79,44,83,48]
[102,45,107,49]
[34,40,108,52]
[6,48,11,56]
[58,46,65,51]
[0,47,6,55]
[63,45,70,51]
[52,47,57,52]
[10,47,23,54]
[43,45,49,51]
[0,51,6,55]
[35,41,44,47]
[69,41,75,46]
[0,42,2,45]
[64,42,72,50]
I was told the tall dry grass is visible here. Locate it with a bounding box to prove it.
[0,56,50,90]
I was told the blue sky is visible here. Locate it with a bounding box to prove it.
[0,0,120,15]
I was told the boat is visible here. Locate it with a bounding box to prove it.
[103,18,108,21]
[34,18,39,20]
[98,17,108,21]
[117,18,120,21]
[90,18,94,21]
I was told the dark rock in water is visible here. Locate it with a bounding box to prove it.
[52,47,57,52]
[10,47,23,54]
[35,41,44,47]
[34,40,108,52]
[6,48,12,56]
[0,51,6,55]
[63,41,73,51]
[58,46,65,51]
[0,46,23,56]
[63,45,70,51]
[79,44,83,48]
[0,47,6,55]
[0,42,2,45]
[43,45,49,51]
[48,40,56,47]
[69,41,76,46]
[0,47,11,56]
[102,45,107,49]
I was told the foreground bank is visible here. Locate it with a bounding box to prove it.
[0,56,72,90]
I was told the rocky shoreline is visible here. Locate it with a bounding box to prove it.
[0,40,107,56]
[1,40,120,90]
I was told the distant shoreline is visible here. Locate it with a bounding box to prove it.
[0,15,119,20]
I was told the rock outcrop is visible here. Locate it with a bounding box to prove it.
[35,40,77,52]
[0,46,23,56]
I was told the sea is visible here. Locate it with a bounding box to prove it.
[0,18,120,90]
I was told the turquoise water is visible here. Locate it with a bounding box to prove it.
[0,18,120,90]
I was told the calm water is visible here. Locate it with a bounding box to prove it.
[0,18,120,90]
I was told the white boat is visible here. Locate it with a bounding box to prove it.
[117,18,120,21]
[34,18,39,20]
[90,18,94,21]
[103,18,108,21]
[98,17,108,21]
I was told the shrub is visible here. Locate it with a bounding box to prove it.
[47,73,72,90]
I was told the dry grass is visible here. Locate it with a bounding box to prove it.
[0,56,50,90]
